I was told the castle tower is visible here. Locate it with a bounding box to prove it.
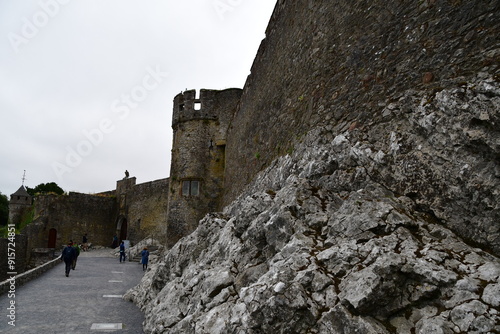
[9,185,32,225]
[166,88,242,247]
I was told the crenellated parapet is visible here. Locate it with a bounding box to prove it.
[172,88,242,128]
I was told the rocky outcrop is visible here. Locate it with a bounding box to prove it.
[126,74,500,333]
[112,238,163,261]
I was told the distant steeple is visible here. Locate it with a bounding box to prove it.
[11,185,30,198]
[10,170,31,205]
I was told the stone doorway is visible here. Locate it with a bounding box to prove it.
[116,216,128,242]
[48,228,57,248]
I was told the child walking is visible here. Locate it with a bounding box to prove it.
[141,247,149,271]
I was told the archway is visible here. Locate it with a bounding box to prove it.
[119,219,128,242]
[48,228,57,248]
[116,216,128,242]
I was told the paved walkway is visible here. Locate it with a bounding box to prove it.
[0,248,145,333]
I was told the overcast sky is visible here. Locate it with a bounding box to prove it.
[0,0,277,197]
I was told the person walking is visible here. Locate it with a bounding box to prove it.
[60,242,76,277]
[112,235,118,248]
[72,243,80,270]
[119,241,126,263]
[141,247,149,271]
[82,233,88,251]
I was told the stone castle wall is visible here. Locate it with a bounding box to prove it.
[20,176,171,250]
[224,0,499,204]
[8,200,31,226]
[125,178,169,243]
[223,0,500,253]
[128,1,500,332]
[22,192,118,250]
[8,188,32,226]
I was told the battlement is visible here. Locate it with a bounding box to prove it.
[172,88,242,128]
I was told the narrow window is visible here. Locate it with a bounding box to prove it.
[179,103,184,111]
[194,102,201,110]
[190,180,199,196]
[182,181,190,196]
[181,180,200,196]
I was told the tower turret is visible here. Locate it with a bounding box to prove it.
[9,185,32,225]
[166,88,242,247]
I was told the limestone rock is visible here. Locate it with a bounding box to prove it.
[126,75,500,333]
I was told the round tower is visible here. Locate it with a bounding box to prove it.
[166,88,242,247]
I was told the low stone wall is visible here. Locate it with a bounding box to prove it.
[0,236,29,282]
[0,257,61,295]
[29,248,58,268]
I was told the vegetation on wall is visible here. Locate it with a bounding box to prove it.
[0,192,20,238]
[0,226,11,238]
[0,192,10,238]
[18,205,35,231]
[26,182,64,196]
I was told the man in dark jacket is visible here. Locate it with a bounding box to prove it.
[119,241,126,263]
[60,242,76,277]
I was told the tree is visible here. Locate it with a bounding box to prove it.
[26,182,64,196]
[0,192,8,226]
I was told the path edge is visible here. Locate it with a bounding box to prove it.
[0,257,61,295]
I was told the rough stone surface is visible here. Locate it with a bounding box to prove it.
[25,192,117,249]
[19,177,169,252]
[0,235,28,281]
[166,89,242,248]
[126,76,500,332]
[112,237,163,261]
[125,0,499,332]
[223,0,500,257]
[122,178,170,243]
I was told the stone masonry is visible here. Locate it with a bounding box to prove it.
[126,0,500,332]
[19,176,169,252]
[223,0,500,255]
[166,88,242,248]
